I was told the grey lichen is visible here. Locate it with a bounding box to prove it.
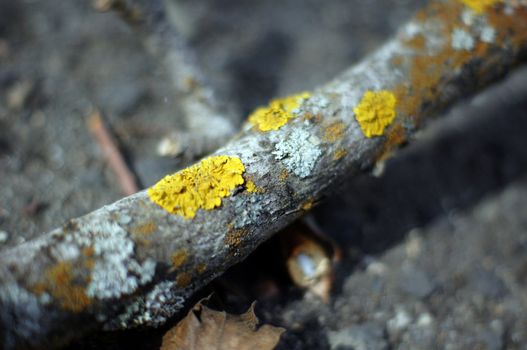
[0,284,46,349]
[53,220,157,300]
[84,222,156,299]
[233,194,267,229]
[109,280,185,329]
[272,127,322,178]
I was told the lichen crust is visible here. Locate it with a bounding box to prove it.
[353,90,397,138]
[148,155,246,219]
[248,92,311,131]
[460,0,502,13]
[272,128,322,178]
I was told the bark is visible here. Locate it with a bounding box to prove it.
[1,1,526,348]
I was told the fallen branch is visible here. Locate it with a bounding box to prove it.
[1,1,526,348]
[95,0,237,159]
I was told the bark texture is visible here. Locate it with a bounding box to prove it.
[1,1,526,348]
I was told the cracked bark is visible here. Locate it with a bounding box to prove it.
[1,1,526,349]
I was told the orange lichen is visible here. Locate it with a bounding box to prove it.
[176,272,192,288]
[376,124,407,162]
[148,155,245,219]
[131,222,157,235]
[302,111,322,123]
[391,55,404,66]
[394,0,527,130]
[394,1,495,125]
[248,92,311,131]
[395,0,527,134]
[323,121,346,142]
[353,90,397,138]
[196,263,207,274]
[405,34,427,51]
[38,262,92,312]
[486,5,527,48]
[83,246,95,258]
[224,229,247,248]
[301,198,315,211]
[278,169,289,182]
[460,0,503,13]
[333,149,348,160]
[171,249,188,269]
[83,247,96,269]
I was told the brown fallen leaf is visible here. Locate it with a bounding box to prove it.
[161,301,285,350]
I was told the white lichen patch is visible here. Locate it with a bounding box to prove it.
[84,222,156,299]
[461,8,476,26]
[451,28,475,51]
[272,127,322,178]
[460,11,496,44]
[0,230,9,244]
[479,25,496,43]
[54,220,156,300]
[51,242,80,261]
[400,19,446,53]
[300,93,330,116]
[110,280,185,329]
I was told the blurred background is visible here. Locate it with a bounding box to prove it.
[1,0,526,349]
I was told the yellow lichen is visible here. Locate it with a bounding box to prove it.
[148,155,245,219]
[460,0,502,13]
[245,179,257,193]
[245,178,265,193]
[353,90,397,138]
[248,92,311,131]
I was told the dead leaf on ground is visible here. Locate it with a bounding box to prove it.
[161,301,285,350]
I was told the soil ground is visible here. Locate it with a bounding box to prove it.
[1,1,526,349]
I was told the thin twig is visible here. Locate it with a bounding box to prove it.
[94,0,237,159]
[88,110,140,196]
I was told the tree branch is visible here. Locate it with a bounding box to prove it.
[95,0,237,159]
[1,1,526,348]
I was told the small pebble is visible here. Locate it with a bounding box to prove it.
[329,322,388,350]
[6,79,34,110]
[387,307,412,333]
[0,230,8,243]
[416,312,434,327]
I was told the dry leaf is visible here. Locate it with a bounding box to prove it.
[161,301,285,350]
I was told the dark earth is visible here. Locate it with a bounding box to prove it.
[1,0,527,349]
